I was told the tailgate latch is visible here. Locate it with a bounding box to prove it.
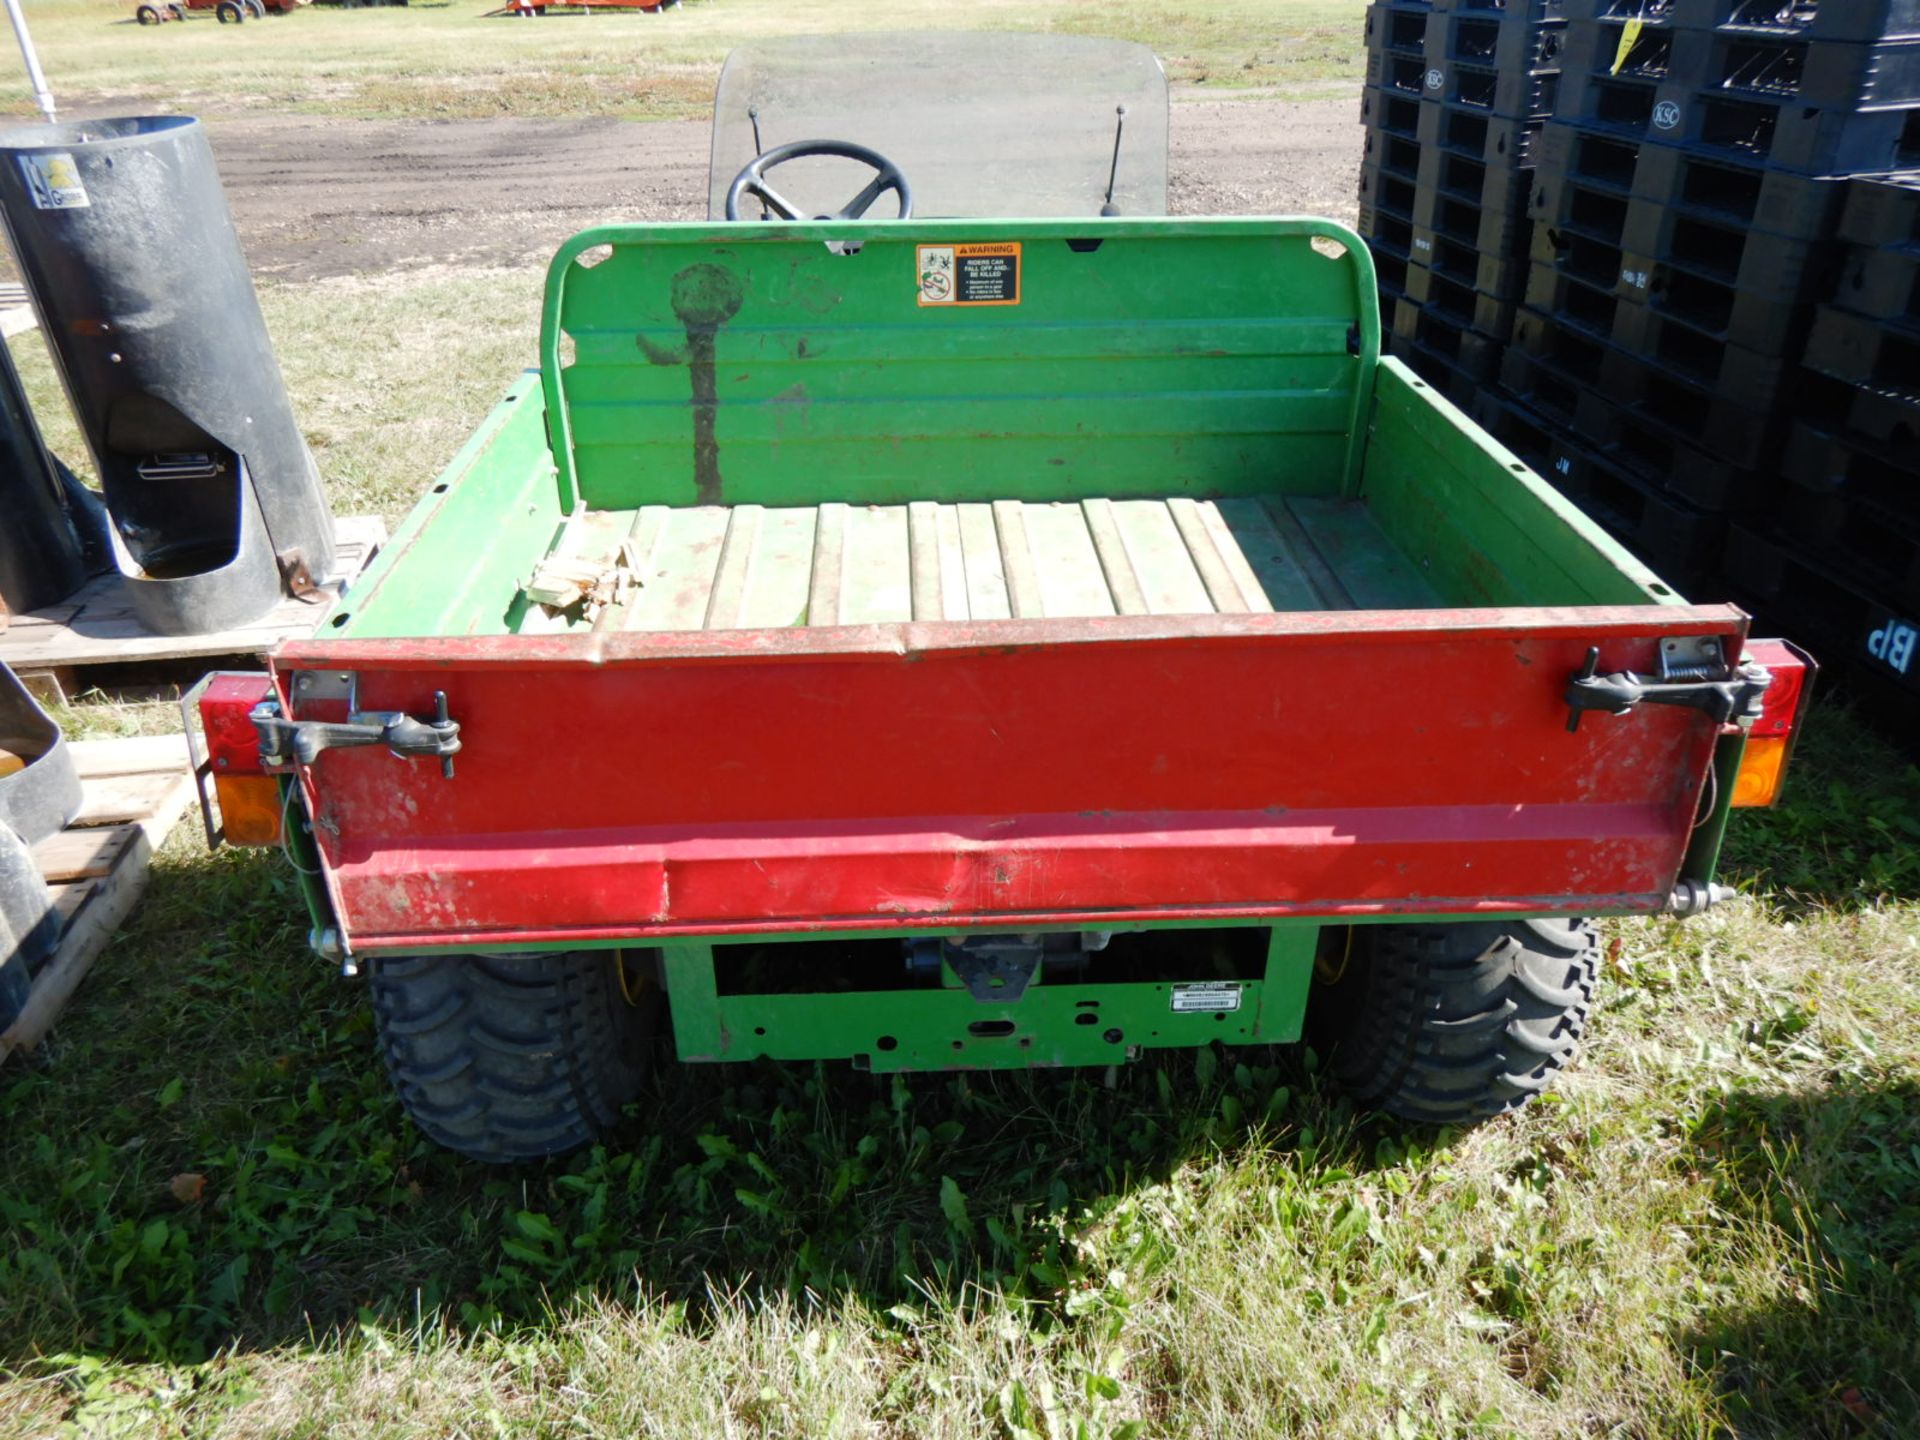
[1564,637,1772,733]
[256,687,461,779]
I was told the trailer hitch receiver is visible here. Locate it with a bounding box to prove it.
[256,687,461,778]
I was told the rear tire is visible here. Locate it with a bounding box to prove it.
[136,5,161,23]
[216,2,242,22]
[1313,918,1599,1125]
[369,949,657,1163]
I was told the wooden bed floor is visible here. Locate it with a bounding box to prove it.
[519,496,1443,633]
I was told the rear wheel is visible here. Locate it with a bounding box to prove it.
[1313,918,1599,1125]
[216,2,243,21]
[369,949,658,1163]
[136,5,161,23]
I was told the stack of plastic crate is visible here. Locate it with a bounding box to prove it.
[1358,0,1567,407]
[1724,174,1920,722]
[1481,0,1920,588]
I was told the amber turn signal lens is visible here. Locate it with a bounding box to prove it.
[1730,733,1790,809]
[213,774,284,846]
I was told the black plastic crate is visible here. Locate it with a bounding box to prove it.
[1426,13,1567,74]
[1376,247,1413,302]
[1416,143,1534,208]
[1406,261,1523,338]
[1508,305,1613,386]
[1574,389,1763,511]
[1721,525,1920,721]
[1609,300,1799,390]
[1530,124,1849,236]
[1621,260,1821,355]
[1833,244,1920,326]
[1427,58,1563,116]
[1564,0,1920,44]
[1499,341,1588,421]
[1594,345,1785,465]
[1366,49,1435,97]
[1803,306,1920,400]
[1411,178,1533,252]
[1793,364,1920,449]
[1359,161,1422,222]
[1405,224,1534,298]
[1524,261,1624,338]
[1433,0,1566,15]
[1616,211,1835,305]
[1528,169,1634,246]
[1558,74,1920,173]
[1560,18,1678,84]
[1363,128,1427,181]
[1361,85,1426,140]
[1366,2,1434,57]
[1780,418,1920,493]
[1362,208,1417,263]
[1562,23,1920,108]
[1773,490,1920,611]
[1529,221,1625,289]
[1840,173,1920,247]
[1384,330,1487,410]
[1538,436,1728,579]
[1416,100,1546,162]
[1391,297,1508,378]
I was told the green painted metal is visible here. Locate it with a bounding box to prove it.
[540,218,1380,514]
[334,373,563,640]
[657,926,1319,1070]
[1360,361,1685,609]
[1681,729,1744,888]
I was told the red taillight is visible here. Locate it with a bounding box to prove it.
[190,671,283,846]
[1732,639,1815,808]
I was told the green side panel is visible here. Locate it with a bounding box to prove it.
[1358,361,1682,608]
[335,373,565,640]
[541,217,1379,512]
[657,928,1317,1071]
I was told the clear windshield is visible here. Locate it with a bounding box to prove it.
[708,33,1169,221]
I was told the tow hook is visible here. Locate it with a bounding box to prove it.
[1667,880,1737,917]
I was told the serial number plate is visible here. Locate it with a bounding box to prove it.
[1170,982,1243,1014]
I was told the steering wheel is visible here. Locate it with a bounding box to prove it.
[724,139,913,222]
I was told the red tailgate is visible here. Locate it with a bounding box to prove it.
[275,604,1747,950]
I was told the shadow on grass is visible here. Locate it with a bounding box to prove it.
[1718,697,1920,911]
[0,846,1426,1368]
[1682,1077,1920,1439]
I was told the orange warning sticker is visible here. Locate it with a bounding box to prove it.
[917,242,1022,307]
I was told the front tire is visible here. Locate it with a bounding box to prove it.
[369,949,657,1163]
[1314,918,1599,1125]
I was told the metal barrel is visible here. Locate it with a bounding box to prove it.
[0,115,334,635]
[0,333,107,615]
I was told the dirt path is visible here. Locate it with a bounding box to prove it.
[195,89,1361,282]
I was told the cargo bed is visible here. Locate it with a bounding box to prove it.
[274,219,1749,952]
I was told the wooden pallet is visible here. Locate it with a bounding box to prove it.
[0,514,387,704]
[1,734,197,1063]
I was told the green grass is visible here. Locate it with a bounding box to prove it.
[0,723,1916,1438]
[0,0,1366,122]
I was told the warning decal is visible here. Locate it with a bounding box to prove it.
[917,242,1021,307]
[18,153,89,211]
[1170,982,1243,1014]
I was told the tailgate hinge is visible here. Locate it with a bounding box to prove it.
[1565,637,1771,733]
[256,687,461,778]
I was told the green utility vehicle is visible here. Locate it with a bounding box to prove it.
[197,36,1808,1162]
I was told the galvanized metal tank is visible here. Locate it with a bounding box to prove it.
[0,115,335,635]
